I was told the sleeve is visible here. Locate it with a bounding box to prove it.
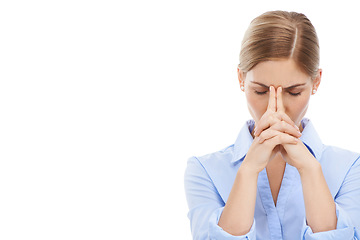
[184,156,256,240]
[301,156,360,240]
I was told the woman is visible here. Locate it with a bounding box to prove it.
[184,10,360,239]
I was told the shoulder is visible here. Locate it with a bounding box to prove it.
[189,143,243,180]
[319,144,360,197]
[186,144,237,178]
[196,144,235,168]
[185,144,240,203]
[320,144,360,168]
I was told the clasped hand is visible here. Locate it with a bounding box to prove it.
[243,86,316,174]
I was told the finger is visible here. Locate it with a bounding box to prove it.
[260,121,301,140]
[275,88,300,131]
[259,129,297,143]
[267,86,276,111]
[255,86,277,136]
[255,87,298,137]
[276,87,285,112]
[274,121,302,138]
[254,113,280,137]
[259,131,298,146]
[276,111,300,131]
[254,110,299,137]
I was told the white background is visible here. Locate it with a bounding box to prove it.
[1,0,359,239]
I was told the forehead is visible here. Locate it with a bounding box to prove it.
[246,59,311,87]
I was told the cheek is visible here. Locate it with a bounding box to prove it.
[284,95,310,122]
[246,93,268,121]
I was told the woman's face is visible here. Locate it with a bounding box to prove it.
[238,59,321,128]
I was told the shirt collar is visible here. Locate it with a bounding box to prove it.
[231,118,324,163]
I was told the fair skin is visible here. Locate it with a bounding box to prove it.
[218,59,337,235]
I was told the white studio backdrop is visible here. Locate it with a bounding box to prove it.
[0,0,359,239]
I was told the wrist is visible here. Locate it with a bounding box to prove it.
[297,158,321,176]
[238,161,262,176]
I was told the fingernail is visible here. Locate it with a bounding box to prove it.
[295,125,300,130]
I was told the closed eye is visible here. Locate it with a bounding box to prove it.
[255,91,301,96]
[255,90,268,95]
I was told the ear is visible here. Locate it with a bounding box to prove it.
[311,68,322,95]
[237,67,246,92]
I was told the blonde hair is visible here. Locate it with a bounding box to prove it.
[239,11,319,79]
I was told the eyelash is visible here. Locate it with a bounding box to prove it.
[254,91,301,96]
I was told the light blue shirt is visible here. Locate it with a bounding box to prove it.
[184,118,360,240]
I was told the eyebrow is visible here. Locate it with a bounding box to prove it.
[250,81,307,90]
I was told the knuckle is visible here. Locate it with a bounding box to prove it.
[268,106,275,111]
[273,117,280,124]
[259,131,267,139]
[272,112,278,119]
[269,115,275,122]
[278,134,286,141]
[271,135,280,145]
[262,139,271,147]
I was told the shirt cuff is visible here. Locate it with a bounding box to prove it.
[209,207,256,240]
[301,202,355,240]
